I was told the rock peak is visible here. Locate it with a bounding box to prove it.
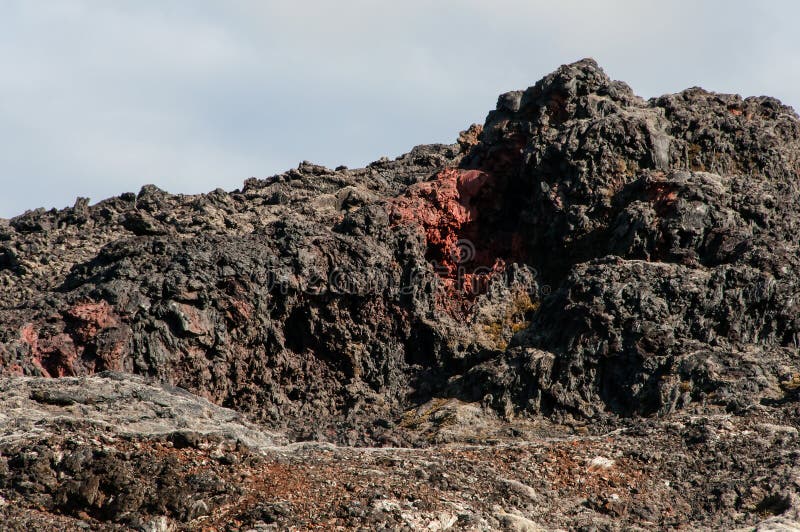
[543,57,608,86]
[493,58,637,115]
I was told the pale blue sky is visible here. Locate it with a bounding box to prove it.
[1,0,798,218]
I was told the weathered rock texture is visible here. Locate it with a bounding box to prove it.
[1,58,800,529]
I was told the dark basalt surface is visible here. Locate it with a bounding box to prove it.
[1,59,800,530]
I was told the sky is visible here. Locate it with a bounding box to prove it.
[1,0,799,218]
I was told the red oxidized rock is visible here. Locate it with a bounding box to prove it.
[20,323,38,352]
[24,328,79,378]
[387,167,505,308]
[17,301,131,376]
[65,300,119,343]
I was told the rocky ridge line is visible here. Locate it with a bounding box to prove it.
[1,58,800,529]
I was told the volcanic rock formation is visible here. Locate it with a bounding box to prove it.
[1,59,800,529]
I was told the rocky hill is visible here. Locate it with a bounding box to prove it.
[1,59,800,530]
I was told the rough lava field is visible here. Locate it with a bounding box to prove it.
[2,59,800,530]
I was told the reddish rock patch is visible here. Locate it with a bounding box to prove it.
[388,168,493,273]
[387,168,507,306]
[18,301,130,377]
[20,323,38,352]
[65,300,119,343]
[21,325,78,377]
[386,160,533,315]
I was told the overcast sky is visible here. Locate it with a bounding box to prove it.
[1,1,798,218]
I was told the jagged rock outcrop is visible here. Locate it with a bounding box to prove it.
[1,58,800,529]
